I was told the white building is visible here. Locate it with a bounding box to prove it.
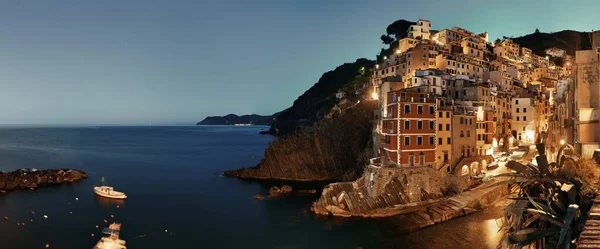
[546,47,566,58]
[407,19,431,40]
[511,97,537,144]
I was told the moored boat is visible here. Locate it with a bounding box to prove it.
[94,177,127,199]
[93,223,126,249]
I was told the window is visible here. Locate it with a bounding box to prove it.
[404,136,410,145]
[460,117,464,124]
[478,134,481,140]
[438,111,443,118]
[446,124,450,130]
[405,120,410,129]
[447,137,451,144]
[429,106,435,114]
[418,121,423,129]
[523,116,527,121]
[467,131,470,137]
[516,100,519,104]
[517,116,520,121]
[438,137,443,145]
[417,136,423,145]
[405,105,410,114]
[446,112,450,118]
[439,124,442,130]
[522,127,526,132]
[469,119,472,125]
[523,108,527,113]
[429,136,434,145]
[418,105,423,114]
[516,108,519,113]
[385,136,390,143]
[460,131,464,137]
[429,121,434,130]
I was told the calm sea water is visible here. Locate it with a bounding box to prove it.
[0,126,504,249]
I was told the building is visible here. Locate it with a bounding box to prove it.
[451,108,477,166]
[573,31,600,156]
[511,97,538,144]
[407,19,431,40]
[476,108,495,155]
[381,89,438,167]
[436,108,453,169]
[546,47,566,58]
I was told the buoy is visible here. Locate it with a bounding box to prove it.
[43,215,48,219]
[110,214,114,218]
[75,198,79,201]
[103,219,108,223]
[30,219,33,222]
[17,223,20,226]
[91,233,95,237]
[3,216,8,220]
[116,205,120,209]
[30,210,35,215]
[69,211,73,215]
[165,229,168,233]
[45,244,50,248]
[95,225,99,228]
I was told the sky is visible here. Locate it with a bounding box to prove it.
[0,0,597,125]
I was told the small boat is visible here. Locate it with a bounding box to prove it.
[94,177,127,200]
[93,223,127,249]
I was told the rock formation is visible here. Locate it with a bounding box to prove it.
[311,166,474,217]
[224,101,377,181]
[0,168,87,191]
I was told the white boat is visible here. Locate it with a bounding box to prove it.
[93,223,127,249]
[94,177,127,199]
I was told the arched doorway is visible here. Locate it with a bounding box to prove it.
[470,162,480,175]
[461,165,469,176]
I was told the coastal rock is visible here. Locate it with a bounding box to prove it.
[253,194,264,200]
[269,186,281,197]
[0,168,87,192]
[311,166,473,218]
[280,185,292,194]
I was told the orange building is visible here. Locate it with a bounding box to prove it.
[381,88,438,167]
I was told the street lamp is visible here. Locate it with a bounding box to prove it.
[560,139,565,145]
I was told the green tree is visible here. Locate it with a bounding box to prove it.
[380,35,394,45]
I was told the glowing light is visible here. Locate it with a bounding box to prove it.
[526,130,535,142]
[375,64,379,69]
[395,49,401,54]
[566,62,570,67]
[383,56,388,60]
[560,139,565,145]
[371,92,378,100]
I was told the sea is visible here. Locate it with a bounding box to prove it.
[0,126,505,249]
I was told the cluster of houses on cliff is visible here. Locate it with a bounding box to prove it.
[368,19,600,175]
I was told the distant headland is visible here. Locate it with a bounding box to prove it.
[196,114,277,126]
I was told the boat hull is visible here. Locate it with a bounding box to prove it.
[94,187,127,199]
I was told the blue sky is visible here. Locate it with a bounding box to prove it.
[0,0,596,124]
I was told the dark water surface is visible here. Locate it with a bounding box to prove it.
[0,126,504,249]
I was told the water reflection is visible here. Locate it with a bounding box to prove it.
[94,195,126,208]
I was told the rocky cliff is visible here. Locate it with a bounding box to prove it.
[197,114,277,126]
[310,166,472,217]
[0,168,87,191]
[264,58,375,136]
[224,100,377,181]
